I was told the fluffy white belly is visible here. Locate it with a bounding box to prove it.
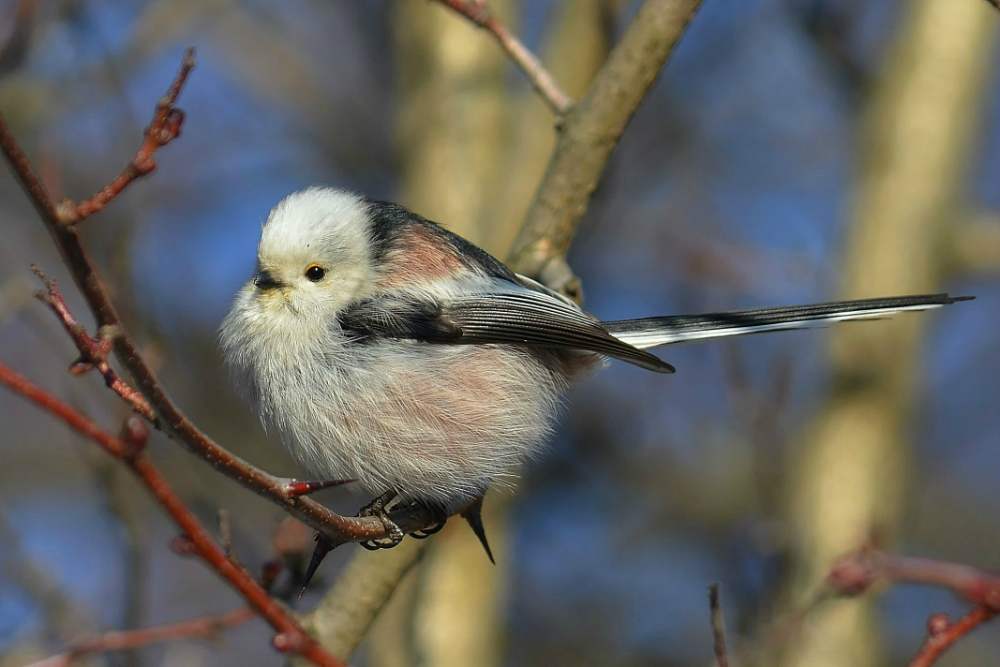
[251,340,567,506]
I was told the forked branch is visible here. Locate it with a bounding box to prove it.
[433,0,573,116]
[0,49,439,549]
[56,47,194,224]
[0,363,344,667]
[827,548,1000,666]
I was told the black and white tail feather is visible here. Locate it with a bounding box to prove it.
[602,294,973,356]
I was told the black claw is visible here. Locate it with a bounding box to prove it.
[409,518,447,539]
[461,495,494,564]
[408,502,449,539]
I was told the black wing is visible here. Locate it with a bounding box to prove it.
[338,288,675,373]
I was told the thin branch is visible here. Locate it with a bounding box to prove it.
[0,49,439,550]
[432,0,573,116]
[708,583,731,667]
[56,47,194,224]
[31,266,157,424]
[827,548,1000,666]
[0,362,344,667]
[907,607,997,667]
[828,548,1000,609]
[508,0,705,294]
[24,607,255,667]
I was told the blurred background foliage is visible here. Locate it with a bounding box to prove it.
[0,0,999,665]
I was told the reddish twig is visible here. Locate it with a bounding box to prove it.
[432,0,573,116]
[0,49,439,554]
[708,583,731,667]
[0,362,344,667]
[827,548,1000,666]
[828,548,1000,610]
[56,47,194,224]
[907,607,997,667]
[25,607,255,667]
[31,266,157,424]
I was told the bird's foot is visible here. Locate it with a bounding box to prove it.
[408,502,448,539]
[357,490,404,550]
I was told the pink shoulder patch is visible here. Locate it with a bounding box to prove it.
[379,225,468,288]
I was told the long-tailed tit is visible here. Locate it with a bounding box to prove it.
[220,187,970,556]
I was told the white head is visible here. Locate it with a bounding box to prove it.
[247,187,377,320]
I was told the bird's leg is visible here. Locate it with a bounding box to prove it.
[357,489,404,550]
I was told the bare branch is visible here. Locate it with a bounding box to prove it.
[56,47,195,224]
[0,363,345,667]
[907,607,997,667]
[828,548,1000,609]
[708,583,731,667]
[23,607,255,667]
[508,0,705,293]
[825,549,1000,666]
[432,0,573,116]
[0,50,440,549]
[31,266,158,424]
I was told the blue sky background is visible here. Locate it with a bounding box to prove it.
[1,0,999,665]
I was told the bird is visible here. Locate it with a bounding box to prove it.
[220,187,971,560]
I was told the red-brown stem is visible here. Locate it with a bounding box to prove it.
[0,49,437,547]
[32,266,158,424]
[907,606,997,667]
[25,607,255,667]
[0,362,344,667]
[57,48,195,224]
[433,0,573,115]
[828,549,1000,610]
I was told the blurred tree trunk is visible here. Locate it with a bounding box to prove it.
[366,3,613,666]
[366,3,516,665]
[777,2,996,667]
[390,0,513,248]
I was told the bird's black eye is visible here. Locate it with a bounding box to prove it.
[305,264,326,282]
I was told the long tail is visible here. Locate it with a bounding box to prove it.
[603,294,973,350]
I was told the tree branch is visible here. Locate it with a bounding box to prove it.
[828,548,1000,609]
[0,49,439,549]
[31,265,158,424]
[907,607,996,667]
[432,0,573,116]
[826,548,1000,666]
[708,583,731,667]
[55,47,193,224]
[0,362,344,667]
[297,540,426,663]
[508,0,705,294]
[24,607,255,667]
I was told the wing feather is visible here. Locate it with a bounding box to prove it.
[338,283,675,373]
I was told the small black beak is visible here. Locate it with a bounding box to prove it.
[253,270,281,290]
